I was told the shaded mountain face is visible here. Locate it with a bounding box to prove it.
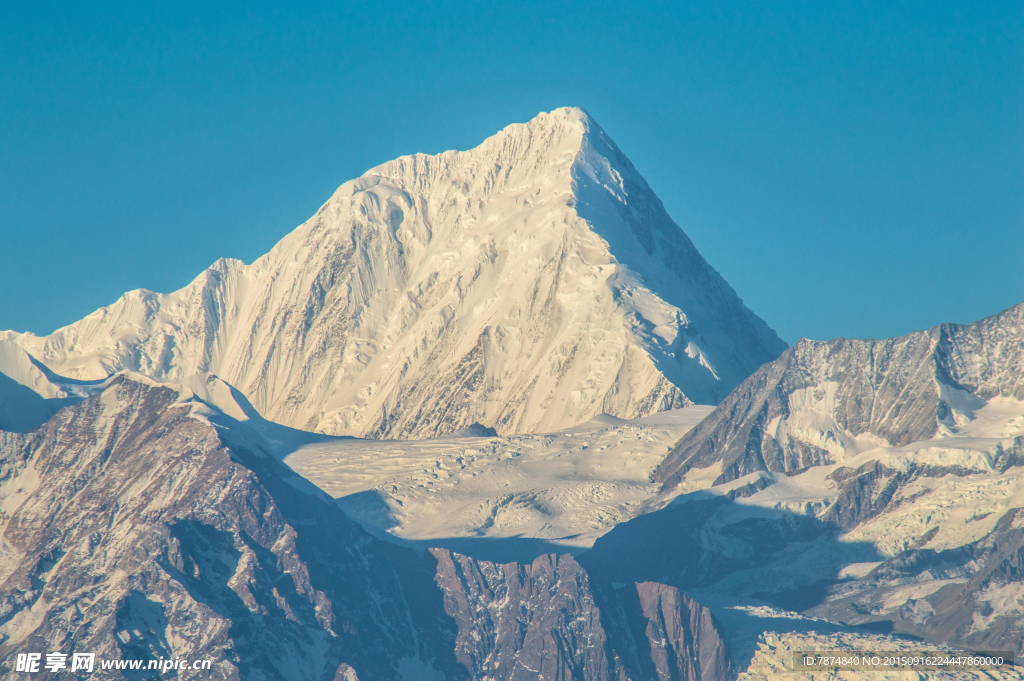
[1,108,784,439]
[584,301,1024,659]
[0,341,100,433]
[0,375,464,680]
[584,442,1024,660]
[0,375,730,680]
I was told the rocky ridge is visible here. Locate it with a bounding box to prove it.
[0,375,461,680]
[656,302,1024,489]
[433,549,728,681]
[0,373,729,679]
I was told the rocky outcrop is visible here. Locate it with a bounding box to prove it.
[635,582,728,681]
[432,550,730,681]
[819,461,903,531]
[809,507,1024,655]
[432,550,622,679]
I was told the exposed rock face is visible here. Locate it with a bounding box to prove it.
[810,506,1024,655]
[2,108,784,439]
[819,461,905,532]
[655,302,1024,489]
[432,550,622,679]
[432,549,730,681]
[0,376,463,680]
[635,582,729,681]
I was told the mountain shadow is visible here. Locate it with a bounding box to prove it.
[576,489,887,671]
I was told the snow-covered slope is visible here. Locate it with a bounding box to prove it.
[283,406,714,560]
[77,370,715,560]
[1,108,785,438]
[656,302,1024,489]
[0,341,102,432]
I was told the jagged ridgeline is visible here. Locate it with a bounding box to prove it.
[0,108,785,439]
[656,301,1024,490]
[0,375,729,680]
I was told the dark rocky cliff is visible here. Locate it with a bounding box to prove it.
[432,550,729,681]
[0,376,463,680]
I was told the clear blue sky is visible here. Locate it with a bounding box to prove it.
[2,1,1022,343]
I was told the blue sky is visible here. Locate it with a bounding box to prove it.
[1,1,1021,343]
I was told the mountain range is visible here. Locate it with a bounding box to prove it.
[0,373,730,680]
[1,108,1023,680]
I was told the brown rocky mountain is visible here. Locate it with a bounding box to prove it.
[433,550,728,681]
[0,374,728,680]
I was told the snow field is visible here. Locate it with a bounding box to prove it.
[283,406,714,551]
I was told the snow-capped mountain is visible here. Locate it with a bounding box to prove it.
[655,301,1024,489]
[577,302,1024,661]
[12,105,1024,675]
[3,316,1022,678]
[1,108,785,439]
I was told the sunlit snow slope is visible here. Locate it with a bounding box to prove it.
[1,108,785,438]
[283,406,714,558]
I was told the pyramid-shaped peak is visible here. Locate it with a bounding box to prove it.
[5,109,787,439]
[473,106,593,148]
[348,108,596,198]
[354,106,625,204]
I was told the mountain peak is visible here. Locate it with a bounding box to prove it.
[4,110,785,439]
[495,106,595,139]
[345,107,599,206]
[516,105,593,129]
